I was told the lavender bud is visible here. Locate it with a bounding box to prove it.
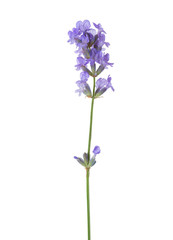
[83,48,90,59]
[83,153,89,164]
[83,83,92,98]
[96,65,105,76]
[93,146,101,155]
[81,66,94,77]
[91,63,96,75]
[74,156,85,166]
[95,87,107,98]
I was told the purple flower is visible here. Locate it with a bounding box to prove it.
[75,71,92,97]
[88,48,99,68]
[106,75,114,91]
[76,20,91,32]
[95,78,107,89]
[75,81,91,97]
[80,71,89,81]
[94,34,109,49]
[81,35,90,45]
[75,57,89,71]
[99,53,114,68]
[68,20,114,97]
[93,146,101,155]
[95,75,114,97]
[68,28,80,44]
[93,22,106,34]
[96,53,114,76]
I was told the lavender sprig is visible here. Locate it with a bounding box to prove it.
[68,20,114,240]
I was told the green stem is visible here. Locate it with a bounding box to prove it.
[87,76,96,159]
[86,168,90,240]
[86,76,95,240]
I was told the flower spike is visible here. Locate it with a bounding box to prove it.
[68,20,114,97]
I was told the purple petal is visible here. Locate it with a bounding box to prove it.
[93,146,101,155]
[96,78,107,89]
[76,21,83,30]
[83,20,91,30]
[80,71,89,81]
[106,75,114,91]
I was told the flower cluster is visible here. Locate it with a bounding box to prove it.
[68,20,114,97]
[74,146,101,168]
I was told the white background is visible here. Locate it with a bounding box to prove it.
[0,0,173,239]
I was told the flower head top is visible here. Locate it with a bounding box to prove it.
[68,20,114,97]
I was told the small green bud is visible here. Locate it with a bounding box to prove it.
[83,84,92,98]
[91,63,96,75]
[83,153,89,165]
[89,156,96,167]
[81,66,94,77]
[96,65,105,76]
[95,87,107,98]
